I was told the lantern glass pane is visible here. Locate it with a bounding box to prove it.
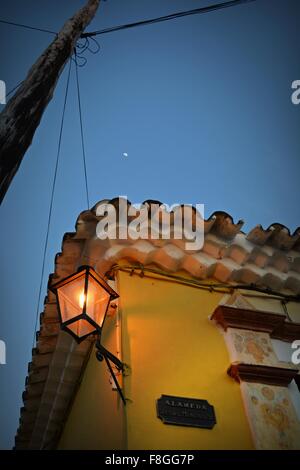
[66,319,96,338]
[86,273,111,329]
[57,273,85,323]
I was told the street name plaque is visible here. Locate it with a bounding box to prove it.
[157,395,216,429]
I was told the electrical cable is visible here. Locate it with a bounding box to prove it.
[0,18,57,35]
[82,0,257,38]
[73,36,101,67]
[1,1,257,42]
[109,264,300,304]
[32,59,72,348]
[6,80,24,99]
[74,50,90,209]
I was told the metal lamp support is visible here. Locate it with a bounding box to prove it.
[95,338,126,405]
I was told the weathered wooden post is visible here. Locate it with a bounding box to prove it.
[0,0,101,204]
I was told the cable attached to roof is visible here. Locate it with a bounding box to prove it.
[109,264,300,305]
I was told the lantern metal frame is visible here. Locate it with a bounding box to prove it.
[50,265,119,343]
[50,265,126,405]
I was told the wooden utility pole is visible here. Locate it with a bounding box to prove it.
[0,0,100,204]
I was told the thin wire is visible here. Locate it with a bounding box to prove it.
[82,0,257,38]
[0,19,57,35]
[0,1,256,41]
[6,80,24,98]
[32,59,72,348]
[109,264,300,304]
[7,41,97,99]
[88,36,101,54]
[74,51,90,209]
[72,37,101,67]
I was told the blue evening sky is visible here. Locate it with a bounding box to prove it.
[0,0,299,449]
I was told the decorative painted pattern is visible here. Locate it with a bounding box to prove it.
[225,328,293,368]
[241,382,300,449]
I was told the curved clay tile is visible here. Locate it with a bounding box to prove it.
[142,199,164,207]
[209,211,244,240]
[246,225,273,246]
[292,227,300,252]
[266,223,300,251]
[91,198,111,213]
[268,251,291,273]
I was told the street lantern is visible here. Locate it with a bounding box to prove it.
[50,265,119,343]
[50,265,126,404]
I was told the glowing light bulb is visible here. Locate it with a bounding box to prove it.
[79,292,86,309]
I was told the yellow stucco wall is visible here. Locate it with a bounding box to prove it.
[58,309,126,450]
[119,270,253,450]
[59,268,254,449]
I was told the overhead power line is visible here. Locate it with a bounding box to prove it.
[0,1,257,40]
[82,0,257,38]
[0,18,57,35]
[6,80,24,98]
